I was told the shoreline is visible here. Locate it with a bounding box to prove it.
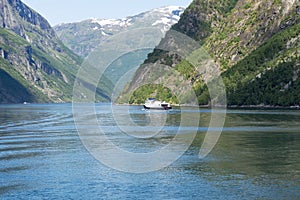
[227,105,300,110]
[1,102,299,110]
[115,102,300,110]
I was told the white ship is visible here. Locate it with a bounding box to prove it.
[143,98,172,110]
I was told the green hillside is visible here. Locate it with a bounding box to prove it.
[122,0,300,107]
[0,0,112,103]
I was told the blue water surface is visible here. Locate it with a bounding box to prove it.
[0,103,299,199]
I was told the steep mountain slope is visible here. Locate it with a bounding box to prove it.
[123,0,300,107]
[54,6,185,57]
[0,0,110,103]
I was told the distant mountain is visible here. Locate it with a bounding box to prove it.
[0,0,110,103]
[54,6,185,57]
[121,0,300,107]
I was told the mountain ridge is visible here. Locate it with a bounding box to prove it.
[0,0,111,103]
[54,6,185,57]
[121,0,300,107]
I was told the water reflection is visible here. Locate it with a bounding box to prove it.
[0,104,299,199]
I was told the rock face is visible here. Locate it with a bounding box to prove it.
[122,0,300,107]
[54,6,185,57]
[0,0,87,103]
[0,0,59,53]
[0,0,53,34]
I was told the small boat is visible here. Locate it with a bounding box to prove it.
[143,98,172,110]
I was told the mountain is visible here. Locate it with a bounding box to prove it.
[54,6,185,57]
[0,0,110,103]
[121,0,300,107]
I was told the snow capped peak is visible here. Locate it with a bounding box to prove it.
[54,6,185,56]
[91,18,132,27]
[149,6,185,31]
[89,5,184,29]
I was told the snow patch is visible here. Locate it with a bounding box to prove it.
[151,6,183,28]
[91,18,132,27]
[90,6,183,29]
[152,6,184,14]
[152,17,175,26]
[101,30,109,36]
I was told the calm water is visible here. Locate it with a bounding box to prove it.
[0,104,299,199]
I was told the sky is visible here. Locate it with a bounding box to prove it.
[22,0,193,26]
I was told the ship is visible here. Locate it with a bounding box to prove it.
[143,98,172,110]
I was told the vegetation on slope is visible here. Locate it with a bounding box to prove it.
[124,0,300,107]
[223,22,300,106]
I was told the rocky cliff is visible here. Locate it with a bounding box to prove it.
[0,0,110,103]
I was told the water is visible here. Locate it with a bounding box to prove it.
[0,104,299,199]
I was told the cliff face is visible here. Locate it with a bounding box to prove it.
[0,0,84,103]
[122,0,300,107]
[0,0,54,35]
[0,0,61,54]
[203,0,299,68]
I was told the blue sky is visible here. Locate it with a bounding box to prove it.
[22,0,193,26]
